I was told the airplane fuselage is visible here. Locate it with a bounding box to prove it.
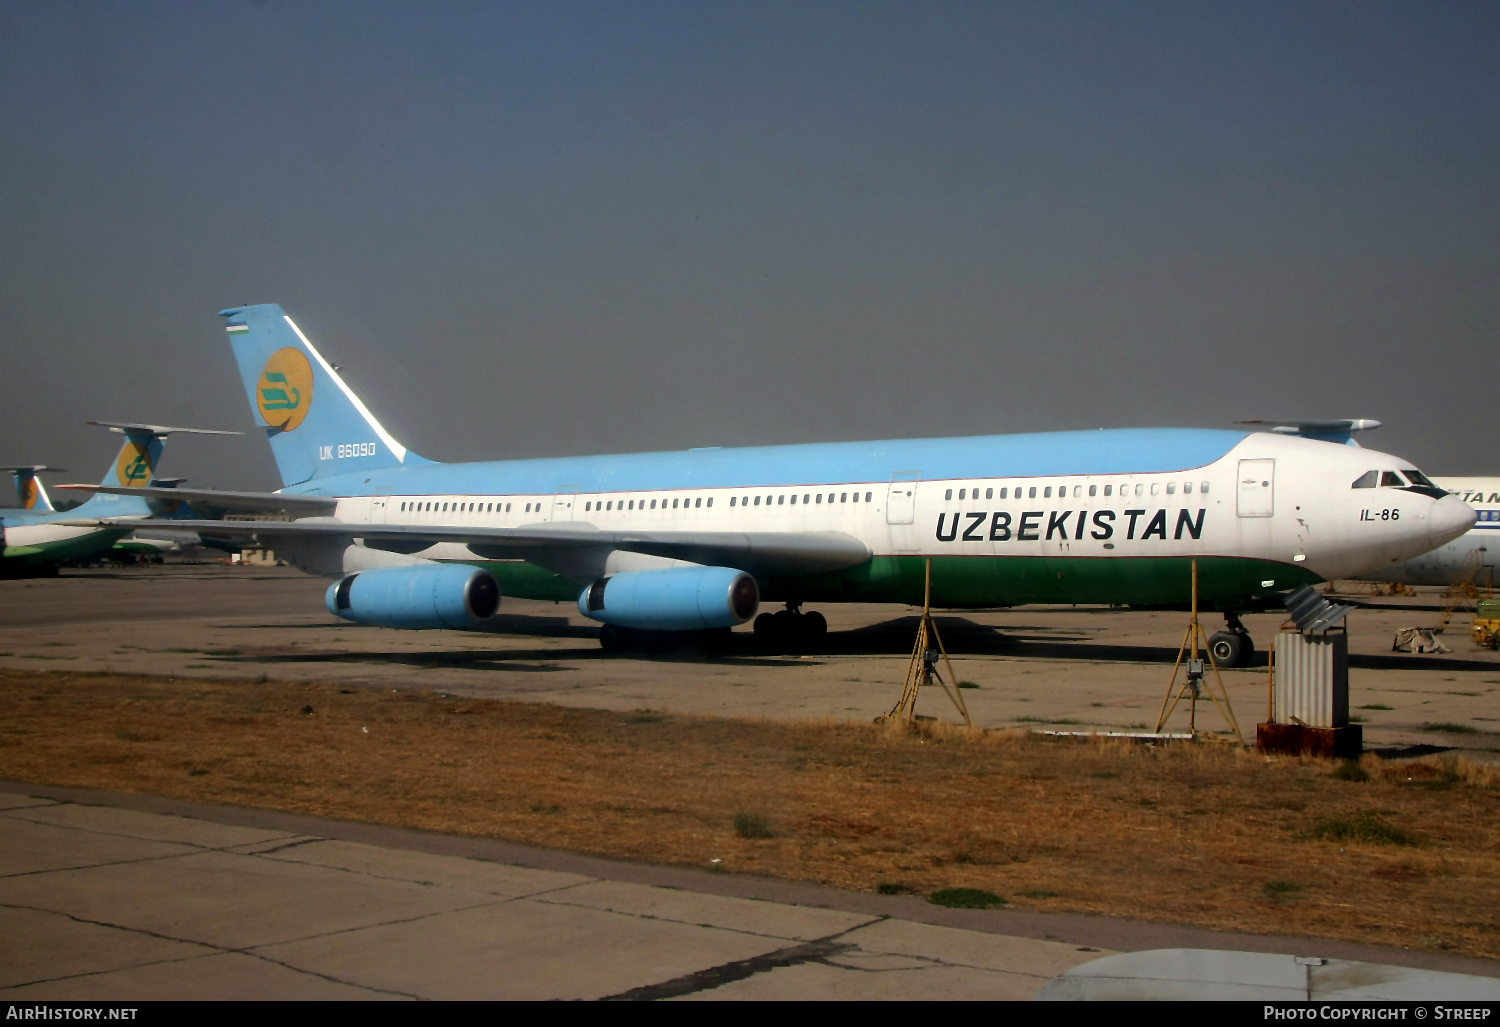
[269,428,1471,611]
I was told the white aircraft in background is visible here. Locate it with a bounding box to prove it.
[1366,477,1499,588]
[76,304,1475,667]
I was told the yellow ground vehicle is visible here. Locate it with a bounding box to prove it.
[1474,599,1500,649]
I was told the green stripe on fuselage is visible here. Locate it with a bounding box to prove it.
[474,555,1320,611]
[2,529,133,571]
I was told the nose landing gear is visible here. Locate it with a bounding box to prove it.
[753,602,827,651]
[1207,612,1255,668]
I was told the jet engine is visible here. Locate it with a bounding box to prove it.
[326,563,501,630]
[578,566,759,631]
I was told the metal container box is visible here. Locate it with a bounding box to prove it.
[1273,630,1349,728]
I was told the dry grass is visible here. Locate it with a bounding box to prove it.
[2,668,1498,958]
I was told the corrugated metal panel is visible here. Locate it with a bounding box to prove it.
[1274,631,1349,728]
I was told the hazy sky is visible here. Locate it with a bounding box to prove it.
[2,1,1496,492]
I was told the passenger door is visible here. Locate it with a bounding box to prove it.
[551,485,578,522]
[1237,460,1275,518]
[887,472,920,552]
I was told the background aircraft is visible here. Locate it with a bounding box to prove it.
[2,467,59,513]
[84,304,1476,665]
[2,423,234,575]
[1365,477,1499,589]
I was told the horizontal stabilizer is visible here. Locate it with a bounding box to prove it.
[67,517,873,578]
[56,485,338,516]
[87,421,241,437]
[1235,419,1381,447]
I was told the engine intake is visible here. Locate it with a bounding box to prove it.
[578,566,759,631]
[326,563,501,630]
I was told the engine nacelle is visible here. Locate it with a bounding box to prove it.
[578,566,759,631]
[326,563,501,630]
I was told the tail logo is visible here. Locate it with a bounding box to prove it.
[116,441,154,488]
[257,348,315,431]
[21,478,39,509]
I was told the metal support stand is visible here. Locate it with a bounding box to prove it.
[880,559,973,727]
[1154,560,1245,745]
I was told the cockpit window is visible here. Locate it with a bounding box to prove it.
[1351,471,1377,489]
[1380,471,1404,487]
[1403,469,1437,488]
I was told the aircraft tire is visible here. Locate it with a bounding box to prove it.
[1237,633,1255,665]
[1208,631,1244,668]
[599,624,631,652]
[804,610,828,641]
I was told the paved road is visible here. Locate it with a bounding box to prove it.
[4,784,1497,1000]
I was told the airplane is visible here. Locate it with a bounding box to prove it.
[73,303,1475,666]
[1363,477,1499,589]
[2,466,59,512]
[1,423,234,575]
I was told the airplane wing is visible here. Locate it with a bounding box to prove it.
[62,517,872,577]
[56,485,338,516]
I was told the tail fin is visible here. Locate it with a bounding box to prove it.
[220,304,430,487]
[71,423,235,517]
[0,467,56,511]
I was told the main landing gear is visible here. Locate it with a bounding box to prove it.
[1207,612,1255,669]
[753,602,827,651]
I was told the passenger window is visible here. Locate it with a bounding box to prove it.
[1184,482,1193,494]
[865,492,872,502]
[754,496,761,506]
[1150,483,1159,496]
[1380,471,1403,487]
[1000,487,1008,499]
[790,495,797,505]
[606,501,612,511]
[946,489,953,500]
[986,488,993,499]
[1135,484,1144,497]
[706,497,712,507]
[1200,482,1209,494]
[585,502,591,512]
[852,492,859,502]
[1104,485,1112,497]
[1087,485,1096,497]
[778,495,785,505]
[1166,483,1176,495]
[841,493,847,502]
[1044,487,1052,498]
[672,498,679,509]
[696,498,703,508]
[958,489,965,500]
[730,497,736,507]
[1028,487,1037,499]
[803,494,809,504]
[815,494,822,504]
[1073,485,1081,498]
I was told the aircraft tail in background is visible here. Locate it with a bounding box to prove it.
[220,304,430,488]
[0,467,57,511]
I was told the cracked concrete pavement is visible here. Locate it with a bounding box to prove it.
[5,786,1498,1000]
[0,787,1110,1000]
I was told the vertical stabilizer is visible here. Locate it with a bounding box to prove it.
[1,467,56,511]
[219,305,429,487]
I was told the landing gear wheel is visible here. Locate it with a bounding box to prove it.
[599,624,632,652]
[1208,631,1244,668]
[804,611,828,642]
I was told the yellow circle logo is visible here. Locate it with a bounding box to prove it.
[21,478,39,509]
[116,440,154,488]
[257,348,314,431]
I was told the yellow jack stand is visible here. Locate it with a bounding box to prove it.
[880,559,973,727]
[1155,559,1245,745]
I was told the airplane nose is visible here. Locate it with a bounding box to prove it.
[1430,494,1477,548]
